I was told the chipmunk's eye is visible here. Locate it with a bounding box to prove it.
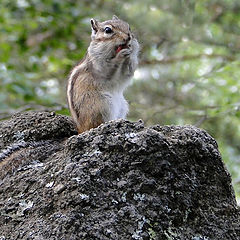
[104,27,113,34]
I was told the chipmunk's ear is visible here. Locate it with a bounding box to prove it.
[90,18,99,39]
[112,15,119,20]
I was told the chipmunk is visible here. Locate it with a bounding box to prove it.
[67,15,139,133]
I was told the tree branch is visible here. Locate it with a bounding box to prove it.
[140,54,236,65]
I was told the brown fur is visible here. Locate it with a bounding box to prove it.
[0,140,63,179]
[68,60,110,133]
[67,16,139,134]
[0,148,30,179]
[72,80,106,133]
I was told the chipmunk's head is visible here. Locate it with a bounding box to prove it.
[89,15,139,60]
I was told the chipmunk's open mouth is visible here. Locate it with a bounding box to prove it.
[116,43,129,53]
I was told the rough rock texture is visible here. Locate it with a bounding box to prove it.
[0,111,239,240]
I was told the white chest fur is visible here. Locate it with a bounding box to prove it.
[104,91,128,120]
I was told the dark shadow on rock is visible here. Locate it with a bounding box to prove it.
[0,111,239,239]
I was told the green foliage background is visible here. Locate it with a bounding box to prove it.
[1,0,240,202]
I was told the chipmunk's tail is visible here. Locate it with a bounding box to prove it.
[0,140,62,179]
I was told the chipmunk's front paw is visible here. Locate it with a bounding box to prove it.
[117,48,132,58]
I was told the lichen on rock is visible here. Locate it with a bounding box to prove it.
[0,111,239,239]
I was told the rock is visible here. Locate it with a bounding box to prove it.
[0,111,77,149]
[0,111,239,239]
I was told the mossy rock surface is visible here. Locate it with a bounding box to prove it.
[0,111,239,239]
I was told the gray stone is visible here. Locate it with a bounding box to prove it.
[0,111,239,239]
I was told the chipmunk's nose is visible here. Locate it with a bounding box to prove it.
[127,33,131,42]
[123,33,131,43]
